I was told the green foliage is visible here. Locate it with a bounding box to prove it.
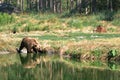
[25,26,30,32]
[104,11,114,21]
[67,15,99,28]
[96,11,114,21]
[0,12,119,32]
[108,61,117,70]
[108,49,118,57]
[38,35,61,41]
[112,11,120,26]
[112,18,120,26]
[65,50,79,55]
[90,61,103,67]
[91,49,102,57]
[0,13,15,25]
[67,19,82,28]
[107,28,116,32]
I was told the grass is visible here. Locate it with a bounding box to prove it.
[0,13,15,25]
[0,11,120,60]
[0,11,120,32]
[0,27,120,63]
[0,11,120,80]
[6,32,120,62]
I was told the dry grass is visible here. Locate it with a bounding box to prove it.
[0,27,120,57]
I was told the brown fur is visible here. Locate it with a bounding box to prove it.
[17,37,42,53]
[93,25,107,33]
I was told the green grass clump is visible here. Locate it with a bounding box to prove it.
[0,13,15,25]
[91,49,103,58]
[67,15,100,29]
[112,18,120,26]
[112,11,120,26]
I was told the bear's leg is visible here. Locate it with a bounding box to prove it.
[27,47,33,53]
[17,42,24,53]
[32,46,38,53]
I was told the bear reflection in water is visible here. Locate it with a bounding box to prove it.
[18,53,41,68]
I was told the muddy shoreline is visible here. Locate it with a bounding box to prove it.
[0,48,120,62]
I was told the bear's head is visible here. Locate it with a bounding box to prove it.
[32,44,42,53]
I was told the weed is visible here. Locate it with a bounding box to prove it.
[91,49,102,58]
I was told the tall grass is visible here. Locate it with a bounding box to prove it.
[67,16,100,28]
[112,11,120,26]
[0,11,120,32]
[0,13,15,25]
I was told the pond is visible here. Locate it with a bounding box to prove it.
[0,53,120,80]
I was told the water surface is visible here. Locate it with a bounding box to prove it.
[0,53,120,80]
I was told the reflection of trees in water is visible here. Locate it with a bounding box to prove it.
[18,52,119,70]
[17,53,120,80]
[0,56,120,80]
[18,52,120,71]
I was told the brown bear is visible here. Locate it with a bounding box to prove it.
[17,37,42,54]
[93,25,107,33]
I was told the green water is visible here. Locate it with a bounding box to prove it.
[0,53,120,80]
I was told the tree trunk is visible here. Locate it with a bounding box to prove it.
[66,0,69,10]
[70,0,74,10]
[60,0,62,13]
[50,0,53,11]
[37,0,40,11]
[110,0,113,11]
[107,0,113,11]
[78,0,82,13]
[20,0,23,11]
[75,0,78,10]
[40,0,43,10]
[46,0,48,9]
[17,0,20,8]
[53,0,56,13]
[91,0,96,13]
